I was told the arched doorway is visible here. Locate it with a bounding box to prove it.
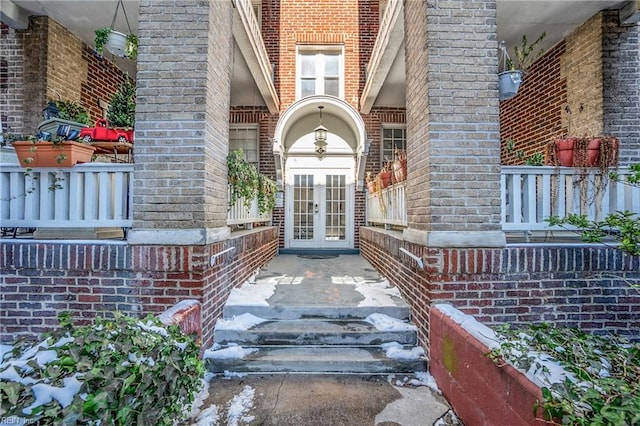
[273,96,368,250]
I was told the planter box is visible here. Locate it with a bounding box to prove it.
[430,304,546,426]
[37,118,88,138]
[13,141,96,168]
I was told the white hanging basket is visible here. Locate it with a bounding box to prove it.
[105,30,128,57]
[498,70,522,101]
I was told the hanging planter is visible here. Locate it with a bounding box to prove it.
[497,33,546,102]
[93,0,138,60]
[498,70,522,101]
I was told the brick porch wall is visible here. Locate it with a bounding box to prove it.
[360,227,640,356]
[0,227,278,348]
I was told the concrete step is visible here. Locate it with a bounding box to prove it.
[222,304,411,321]
[214,319,418,346]
[205,345,427,374]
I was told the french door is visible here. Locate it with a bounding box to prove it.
[286,165,354,249]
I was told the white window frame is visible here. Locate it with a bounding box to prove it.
[295,45,344,100]
[380,124,406,164]
[229,124,260,170]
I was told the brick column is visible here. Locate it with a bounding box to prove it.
[128,0,234,245]
[403,0,504,248]
[602,11,640,166]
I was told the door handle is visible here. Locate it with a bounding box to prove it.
[314,203,319,213]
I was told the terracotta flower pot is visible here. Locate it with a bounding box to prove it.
[13,141,96,168]
[555,138,576,167]
[393,159,407,183]
[377,171,391,189]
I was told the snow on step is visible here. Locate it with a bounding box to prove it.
[204,345,427,374]
[214,314,417,346]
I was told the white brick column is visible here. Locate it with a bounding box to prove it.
[128,0,234,245]
[403,0,505,248]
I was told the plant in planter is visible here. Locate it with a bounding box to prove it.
[94,29,138,60]
[13,135,96,169]
[37,100,90,138]
[393,149,407,182]
[498,32,546,101]
[366,171,376,194]
[108,79,136,129]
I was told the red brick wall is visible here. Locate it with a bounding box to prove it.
[500,42,567,165]
[430,306,545,426]
[0,227,278,348]
[262,0,379,111]
[81,46,131,123]
[360,227,640,355]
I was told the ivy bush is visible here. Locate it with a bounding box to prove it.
[488,324,640,425]
[0,312,204,425]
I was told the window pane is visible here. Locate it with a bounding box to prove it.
[324,54,339,76]
[301,79,315,97]
[300,55,315,77]
[324,79,339,97]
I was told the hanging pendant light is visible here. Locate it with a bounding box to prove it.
[314,106,328,158]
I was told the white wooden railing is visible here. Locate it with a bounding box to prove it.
[501,166,640,232]
[366,182,407,228]
[365,168,640,233]
[227,186,272,228]
[1,163,133,228]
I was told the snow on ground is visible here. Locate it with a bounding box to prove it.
[194,384,256,426]
[203,344,257,361]
[215,313,268,331]
[225,280,277,306]
[381,342,425,360]
[355,280,403,307]
[365,313,416,331]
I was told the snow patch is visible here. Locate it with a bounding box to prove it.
[204,345,258,361]
[158,299,200,325]
[381,342,424,360]
[407,371,442,394]
[223,371,249,379]
[226,280,276,306]
[196,404,220,426]
[226,385,255,426]
[355,280,402,307]
[22,375,82,415]
[215,313,268,331]
[137,320,168,337]
[365,313,416,331]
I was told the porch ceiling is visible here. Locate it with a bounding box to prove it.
[3,0,632,109]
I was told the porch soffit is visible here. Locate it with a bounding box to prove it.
[274,96,366,156]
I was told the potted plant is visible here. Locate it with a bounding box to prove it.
[37,99,90,138]
[392,149,407,183]
[13,135,96,168]
[366,171,376,194]
[94,28,138,60]
[108,79,136,130]
[498,32,546,101]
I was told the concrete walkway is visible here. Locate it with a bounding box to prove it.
[189,373,460,426]
[192,254,461,425]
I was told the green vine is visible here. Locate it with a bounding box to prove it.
[227,149,277,215]
[487,324,640,425]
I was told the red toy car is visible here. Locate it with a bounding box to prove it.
[79,119,133,143]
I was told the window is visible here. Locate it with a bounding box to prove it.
[229,125,260,169]
[297,47,343,99]
[381,126,406,163]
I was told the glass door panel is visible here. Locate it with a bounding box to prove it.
[293,174,314,241]
[325,174,346,241]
